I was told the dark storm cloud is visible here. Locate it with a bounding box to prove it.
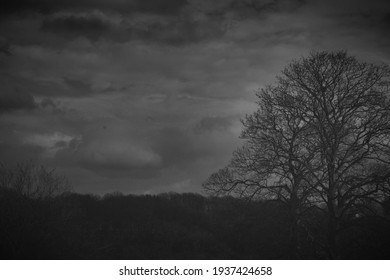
[1,0,187,15]
[56,141,163,179]
[306,0,389,14]
[0,37,12,56]
[126,0,305,45]
[0,86,36,113]
[302,0,390,51]
[63,78,92,94]
[193,116,233,134]
[1,0,389,195]
[384,13,390,24]
[1,0,305,16]
[152,123,239,170]
[79,154,162,179]
[379,13,390,34]
[0,125,47,167]
[227,0,306,17]
[0,0,308,48]
[153,127,197,167]
[0,140,44,166]
[127,18,228,45]
[40,10,227,45]
[130,0,188,15]
[41,12,111,41]
[38,98,66,114]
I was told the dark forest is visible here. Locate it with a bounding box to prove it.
[1,183,390,259]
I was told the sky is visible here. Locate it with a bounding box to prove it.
[0,0,390,195]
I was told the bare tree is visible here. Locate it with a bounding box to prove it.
[0,161,71,200]
[203,74,320,257]
[203,51,390,258]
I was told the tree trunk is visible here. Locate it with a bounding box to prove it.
[327,190,339,259]
[289,215,299,258]
[327,212,337,259]
[288,194,300,259]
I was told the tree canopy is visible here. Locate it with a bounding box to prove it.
[203,50,390,258]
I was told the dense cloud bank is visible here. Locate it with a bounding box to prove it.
[0,0,389,193]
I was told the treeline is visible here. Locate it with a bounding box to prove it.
[1,187,390,259]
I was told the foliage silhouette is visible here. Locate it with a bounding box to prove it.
[1,184,390,259]
[204,51,390,258]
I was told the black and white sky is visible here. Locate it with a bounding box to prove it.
[1,0,389,194]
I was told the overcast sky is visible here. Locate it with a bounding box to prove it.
[0,0,389,195]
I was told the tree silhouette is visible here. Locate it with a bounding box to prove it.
[203,51,390,258]
[0,161,72,258]
[0,161,71,199]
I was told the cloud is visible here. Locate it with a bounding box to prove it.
[0,37,12,56]
[83,139,162,169]
[41,11,113,41]
[63,77,93,95]
[1,0,188,15]
[1,0,307,46]
[44,119,165,178]
[74,137,163,179]
[304,0,390,15]
[193,116,233,134]
[152,127,198,167]
[0,140,44,166]
[384,13,390,25]
[184,0,305,19]
[23,131,78,157]
[129,0,188,15]
[126,16,228,45]
[0,84,36,113]
[1,0,389,195]
[39,9,228,45]
[120,0,306,45]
